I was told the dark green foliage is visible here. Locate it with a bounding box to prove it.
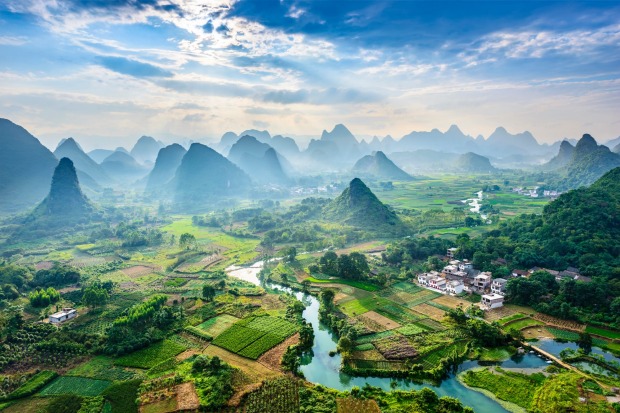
[323,178,405,235]
[202,285,215,301]
[44,394,83,413]
[101,379,141,413]
[382,236,453,266]
[33,263,80,287]
[179,232,197,249]
[115,221,164,247]
[82,286,109,308]
[318,251,369,280]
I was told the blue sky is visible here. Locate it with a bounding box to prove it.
[0,0,619,149]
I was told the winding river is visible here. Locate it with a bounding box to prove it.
[226,263,551,413]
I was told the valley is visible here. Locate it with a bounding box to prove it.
[0,119,619,412]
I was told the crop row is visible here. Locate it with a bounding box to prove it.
[238,333,283,359]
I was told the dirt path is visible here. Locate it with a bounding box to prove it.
[258,333,300,371]
[176,382,200,410]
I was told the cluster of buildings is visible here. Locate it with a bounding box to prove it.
[416,248,590,311]
[511,186,560,199]
[417,248,511,310]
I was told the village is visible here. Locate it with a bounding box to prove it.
[415,247,591,311]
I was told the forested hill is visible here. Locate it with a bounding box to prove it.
[479,166,620,276]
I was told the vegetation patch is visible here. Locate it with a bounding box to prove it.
[196,314,239,337]
[503,318,544,330]
[585,325,620,340]
[39,376,112,397]
[0,370,57,401]
[338,296,391,317]
[115,339,187,369]
[461,367,545,409]
[67,356,138,381]
[305,277,379,291]
[101,379,142,413]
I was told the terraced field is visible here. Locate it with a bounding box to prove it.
[404,290,442,308]
[196,314,240,337]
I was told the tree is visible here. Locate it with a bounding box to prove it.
[337,336,353,354]
[283,246,297,263]
[202,285,216,302]
[179,233,197,250]
[577,332,592,354]
[82,286,109,308]
[319,251,338,276]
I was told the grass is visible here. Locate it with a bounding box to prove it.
[586,326,620,340]
[339,296,391,317]
[101,380,142,413]
[305,277,379,291]
[67,356,138,381]
[504,318,544,331]
[196,314,240,337]
[115,339,187,369]
[404,290,442,308]
[479,347,513,362]
[460,367,546,409]
[396,323,427,336]
[39,376,112,397]
[497,313,526,325]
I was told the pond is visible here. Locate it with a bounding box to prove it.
[535,338,620,364]
[227,263,549,413]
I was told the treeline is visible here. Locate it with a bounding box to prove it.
[312,251,369,281]
[382,236,454,266]
[106,294,184,355]
[28,287,60,307]
[0,263,81,306]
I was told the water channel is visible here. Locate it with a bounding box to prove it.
[226,263,553,413]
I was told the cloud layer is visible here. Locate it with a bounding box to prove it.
[0,0,619,149]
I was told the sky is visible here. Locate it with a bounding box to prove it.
[1,0,619,150]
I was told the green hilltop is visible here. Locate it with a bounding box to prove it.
[323,178,405,235]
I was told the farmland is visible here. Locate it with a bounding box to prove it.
[39,376,112,396]
[115,340,187,369]
[212,316,297,360]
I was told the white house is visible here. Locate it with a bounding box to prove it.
[428,275,446,290]
[447,247,458,259]
[481,293,504,309]
[443,264,459,275]
[418,274,430,286]
[446,280,464,295]
[474,273,492,290]
[491,278,508,295]
[49,308,77,324]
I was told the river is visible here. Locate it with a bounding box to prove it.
[463,190,487,220]
[226,263,550,413]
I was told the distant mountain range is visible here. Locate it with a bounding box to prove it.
[130,136,164,164]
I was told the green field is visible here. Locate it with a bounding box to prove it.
[212,316,297,359]
[115,339,186,369]
[39,376,112,397]
[67,356,138,381]
[461,367,546,409]
[586,326,620,340]
[497,313,526,325]
[305,277,380,291]
[503,318,544,330]
[338,296,391,317]
[196,314,240,337]
[404,290,442,308]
